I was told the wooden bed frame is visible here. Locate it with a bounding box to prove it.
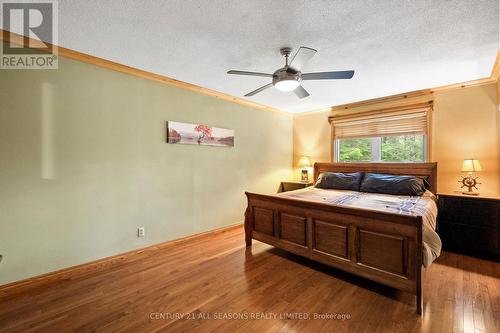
[244,162,437,314]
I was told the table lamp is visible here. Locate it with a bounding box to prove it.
[298,156,312,183]
[459,159,482,195]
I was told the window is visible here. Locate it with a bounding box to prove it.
[329,103,432,163]
[337,135,425,162]
[338,137,372,162]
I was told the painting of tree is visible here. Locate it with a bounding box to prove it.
[168,128,181,143]
[194,124,213,144]
[166,121,234,147]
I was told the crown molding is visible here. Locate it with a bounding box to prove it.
[2,30,498,116]
[312,51,500,113]
[324,77,496,113]
[0,29,290,116]
[490,51,499,80]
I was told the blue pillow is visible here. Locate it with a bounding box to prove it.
[315,172,363,191]
[360,173,426,196]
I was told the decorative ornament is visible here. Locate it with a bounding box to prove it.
[459,175,481,195]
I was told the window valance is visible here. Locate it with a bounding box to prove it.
[328,102,433,139]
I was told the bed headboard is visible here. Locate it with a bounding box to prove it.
[313,162,438,194]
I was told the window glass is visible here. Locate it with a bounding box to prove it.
[338,138,372,162]
[381,135,424,162]
[337,135,425,162]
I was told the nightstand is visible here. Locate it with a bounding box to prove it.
[437,193,499,261]
[278,181,313,193]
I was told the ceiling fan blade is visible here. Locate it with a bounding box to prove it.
[293,85,310,99]
[288,46,317,72]
[244,83,274,96]
[227,70,273,78]
[302,70,355,80]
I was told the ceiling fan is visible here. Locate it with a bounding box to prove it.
[227,46,354,99]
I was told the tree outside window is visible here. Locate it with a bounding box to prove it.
[337,135,425,162]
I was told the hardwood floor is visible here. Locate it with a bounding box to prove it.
[0,226,498,333]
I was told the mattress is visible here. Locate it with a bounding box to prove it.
[275,187,442,267]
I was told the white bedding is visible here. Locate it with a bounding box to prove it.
[276,187,442,267]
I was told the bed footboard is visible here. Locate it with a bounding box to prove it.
[244,192,424,314]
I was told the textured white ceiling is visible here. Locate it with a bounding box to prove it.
[14,1,500,113]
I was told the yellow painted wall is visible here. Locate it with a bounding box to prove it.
[293,111,332,166]
[432,84,499,197]
[293,83,500,197]
[0,47,293,285]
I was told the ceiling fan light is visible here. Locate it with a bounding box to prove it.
[274,79,300,92]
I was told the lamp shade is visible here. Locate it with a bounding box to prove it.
[298,156,312,168]
[462,159,482,172]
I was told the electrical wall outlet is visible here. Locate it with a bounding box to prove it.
[137,227,145,238]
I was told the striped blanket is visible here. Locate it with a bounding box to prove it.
[276,187,441,267]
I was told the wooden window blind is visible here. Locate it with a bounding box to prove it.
[328,102,433,139]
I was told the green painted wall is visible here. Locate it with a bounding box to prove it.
[0,50,293,285]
